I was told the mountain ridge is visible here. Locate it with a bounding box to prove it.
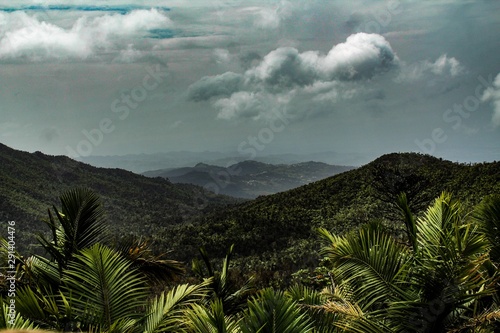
[157,152,500,284]
[0,143,239,253]
[143,160,355,198]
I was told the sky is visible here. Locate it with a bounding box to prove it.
[0,0,499,165]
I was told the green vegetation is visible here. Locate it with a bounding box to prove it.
[0,143,239,254]
[160,153,500,286]
[2,187,500,332]
[1,145,500,331]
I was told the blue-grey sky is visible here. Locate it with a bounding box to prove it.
[0,0,499,164]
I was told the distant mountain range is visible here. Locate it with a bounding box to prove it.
[143,160,355,198]
[79,151,367,173]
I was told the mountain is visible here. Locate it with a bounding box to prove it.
[78,151,232,174]
[0,143,240,254]
[4,144,499,286]
[79,151,366,173]
[143,160,355,198]
[158,153,500,284]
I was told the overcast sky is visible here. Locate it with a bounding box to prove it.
[0,0,499,164]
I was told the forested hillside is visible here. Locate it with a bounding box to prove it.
[158,153,500,284]
[1,144,499,286]
[0,143,239,253]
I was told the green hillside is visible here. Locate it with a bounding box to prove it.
[159,153,500,285]
[2,143,499,287]
[0,143,239,254]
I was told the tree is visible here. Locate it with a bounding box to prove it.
[318,193,500,332]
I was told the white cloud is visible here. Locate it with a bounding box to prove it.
[214,91,263,120]
[429,54,463,76]
[214,91,293,121]
[481,73,500,127]
[0,9,172,61]
[396,54,464,82]
[212,48,231,64]
[114,44,144,63]
[246,33,399,86]
[320,33,399,80]
[190,32,398,102]
[188,33,399,119]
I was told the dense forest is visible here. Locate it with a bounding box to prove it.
[1,188,500,332]
[0,143,239,255]
[159,153,500,286]
[1,145,500,331]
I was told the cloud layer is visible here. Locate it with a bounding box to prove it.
[481,73,500,127]
[188,32,400,119]
[0,9,172,61]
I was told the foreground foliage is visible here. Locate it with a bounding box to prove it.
[1,188,500,332]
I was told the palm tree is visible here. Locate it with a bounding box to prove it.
[114,236,185,287]
[37,188,108,273]
[239,288,314,333]
[5,188,215,332]
[318,192,499,332]
[192,245,255,316]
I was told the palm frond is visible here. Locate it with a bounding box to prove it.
[472,194,500,264]
[141,279,211,333]
[319,221,411,309]
[0,297,37,329]
[37,188,108,270]
[240,288,313,333]
[116,236,185,284]
[61,244,147,329]
[182,298,241,333]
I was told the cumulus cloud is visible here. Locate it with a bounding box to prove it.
[481,73,500,127]
[188,33,399,119]
[396,54,464,82]
[214,91,293,121]
[187,72,244,102]
[214,91,264,120]
[237,1,293,30]
[247,33,398,87]
[114,44,144,63]
[190,32,398,101]
[0,9,172,61]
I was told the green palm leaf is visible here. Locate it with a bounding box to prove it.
[61,244,147,330]
[240,288,313,333]
[37,188,108,270]
[182,299,242,333]
[141,279,211,333]
[319,221,411,309]
[0,297,37,329]
[472,194,500,264]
